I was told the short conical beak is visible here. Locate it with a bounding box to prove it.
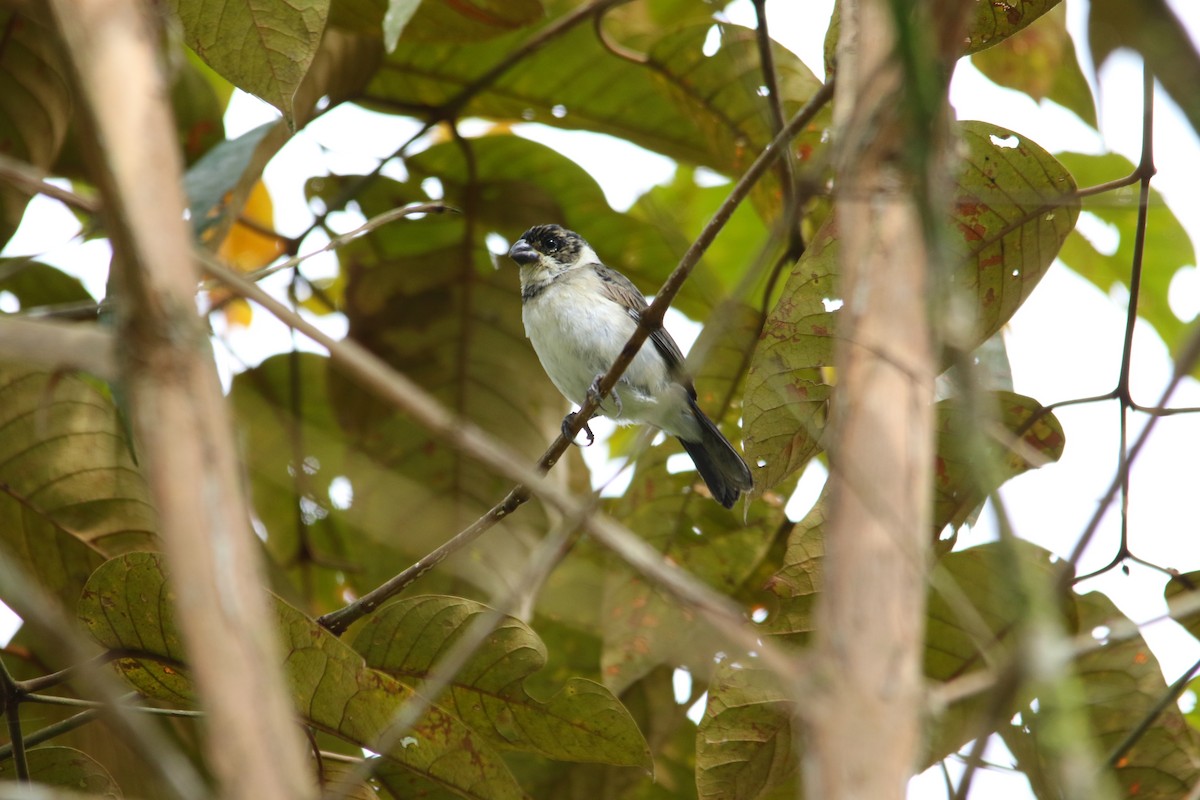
[508,239,539,265]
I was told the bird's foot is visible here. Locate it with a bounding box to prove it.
[562,412,595,447]
[587,374,622,416]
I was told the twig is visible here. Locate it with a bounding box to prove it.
[242,202,455,284]
[0,152,100,215]
[202,253,810,704]
[309,78,835,634]
[0,657,29,778]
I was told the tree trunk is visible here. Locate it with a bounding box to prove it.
[48,2,317,798]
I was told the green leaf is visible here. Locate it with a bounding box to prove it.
[79,553,529,800]
[922,540,1071,764]
[0,261,94,310]
[1090,0,1200,140]
[366,22,826,181]
[0,367,156,616]
[0,747,123,798]
[601,441,787,693]
[353,595,651,768]
[744,121,1078,490]
[1164,571,1200,641]
[1054,151,1198,371]
[169,0,330,124]
[971,4,1097,127]
[383,0,422,51]
[695,659,797,800]
[0,12,72,249]
[183,120,285,245]
[1004,592,1200,799]
[291,27,386,129]
[965,0,1061,55]
[933,392,1066,535]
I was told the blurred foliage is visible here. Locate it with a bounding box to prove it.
[1,1,1199,799]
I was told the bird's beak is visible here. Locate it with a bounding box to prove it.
[508,239,539,265]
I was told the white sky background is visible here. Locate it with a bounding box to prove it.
[2,1,1200,797]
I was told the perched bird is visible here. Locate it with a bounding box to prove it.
[508,223,753,508]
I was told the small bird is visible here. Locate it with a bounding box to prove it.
[508,224,753,508]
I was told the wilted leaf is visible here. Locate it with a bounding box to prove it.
[79,553,529,800]
[354,595,651,768]
[744,120,1078,490]
[0,12,72,249]
[0,367,156,616]
[971,4,1097,127]
[169,0,329,123]
[1054,151,1197,371]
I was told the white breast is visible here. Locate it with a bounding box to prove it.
[521,267,699,438]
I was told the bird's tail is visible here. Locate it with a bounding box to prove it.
[677,399,754,509]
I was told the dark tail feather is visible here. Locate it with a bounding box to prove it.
[677,400,754,509]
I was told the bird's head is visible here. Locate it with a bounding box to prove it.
[508,224,597,280]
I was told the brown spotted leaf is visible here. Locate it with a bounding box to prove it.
[743,120,1078,490]
[79,553,527,800]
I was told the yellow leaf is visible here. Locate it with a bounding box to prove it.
[218,180,285,271]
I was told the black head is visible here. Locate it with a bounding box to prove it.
[508,224,587,267]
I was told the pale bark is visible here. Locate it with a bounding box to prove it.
[47,2,317,798]
[805,1,952,797]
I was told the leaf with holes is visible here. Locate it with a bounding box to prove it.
[744,120,1078,491]
[168,0,329,123]
[353,595,650,768]
[0,367,157,617]
[79,553,528,800]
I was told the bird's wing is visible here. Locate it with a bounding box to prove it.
[594,263,695,392]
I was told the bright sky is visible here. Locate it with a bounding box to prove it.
[2,2,1199,797]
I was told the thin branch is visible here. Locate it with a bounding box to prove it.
[0,656,29,779]
[22,693,205,718]
[1106,654,1200,767]
[0,707,101,762]
[202,252,811,704]
[309,79,834,633]
[242,202,455,284]
[0,152,101,215]
[0,317,116,381]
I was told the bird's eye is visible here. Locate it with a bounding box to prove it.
[545,236,561,251]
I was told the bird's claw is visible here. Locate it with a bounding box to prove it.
[587,374,622,416]
[562,412,595,447]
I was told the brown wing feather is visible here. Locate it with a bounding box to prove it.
[594,264,695,395]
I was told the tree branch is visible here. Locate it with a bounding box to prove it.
[47,2,316,798]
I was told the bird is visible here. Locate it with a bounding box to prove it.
[508,223,753,508]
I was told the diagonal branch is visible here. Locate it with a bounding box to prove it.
[308,79,835,634]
